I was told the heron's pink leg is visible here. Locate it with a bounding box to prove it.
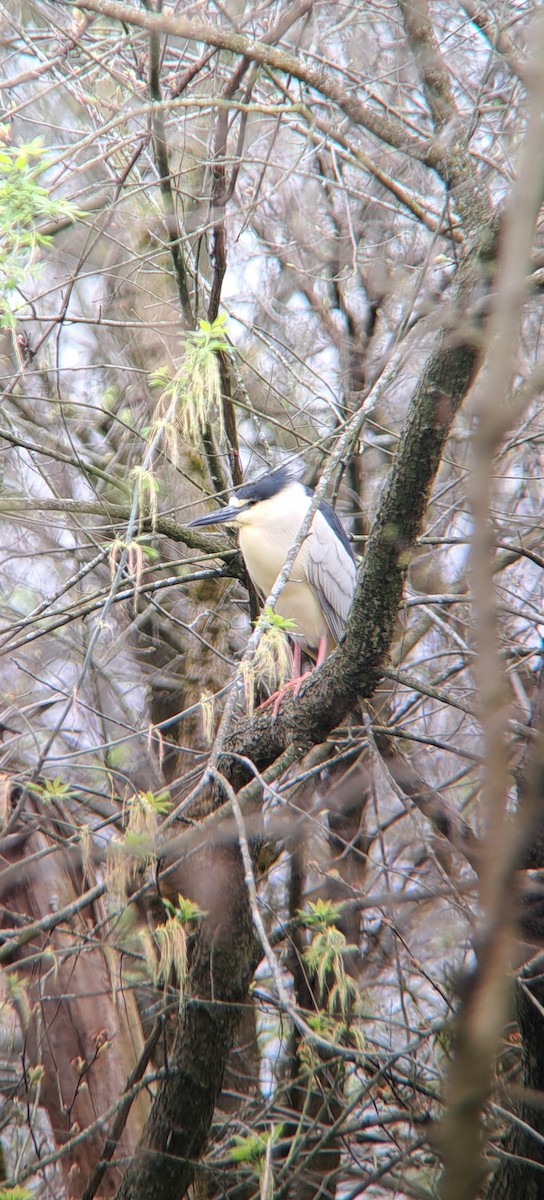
[314,634,328,670]
[261,636,328,717]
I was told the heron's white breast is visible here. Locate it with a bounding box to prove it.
[237,489,330,651]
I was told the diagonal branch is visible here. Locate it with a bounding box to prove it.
[112,271,483,1200]
[74,0,491,236]
[73,0,433,162]
[225,326,480,775]
[398,0,492,231]
[398,0,458,129]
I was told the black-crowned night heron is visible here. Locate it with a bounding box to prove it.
[189,467,357,699]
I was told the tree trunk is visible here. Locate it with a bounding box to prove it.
[3,823,147,1198]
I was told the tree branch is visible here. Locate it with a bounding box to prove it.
[73,0,431,161]
[225,328,480,773]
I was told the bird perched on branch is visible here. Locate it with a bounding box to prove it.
[189,466,357,706]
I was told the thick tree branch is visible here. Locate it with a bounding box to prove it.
[115,847,260,1200]
[72,0,434,162]
[0,497,242,569]
[73,0,492,235]
[461,0,527,81]
[399,0,492,232]
[399,0,458,129]
[113,286,481,1200]
[225,329,479,774]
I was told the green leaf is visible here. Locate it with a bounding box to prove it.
[137,789,172,814]
[29,775,76,803]
[299,898,345,928]
[0,139,83,309]
[259,605,298,634]
[229,1133,267,1165]
[162,894,207,923]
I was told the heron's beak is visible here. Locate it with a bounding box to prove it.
[187,504,246,529]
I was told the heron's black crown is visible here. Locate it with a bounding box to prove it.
[236,465,294,504]
[235,466,355,563]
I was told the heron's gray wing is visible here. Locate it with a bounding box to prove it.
[307,509,357,643]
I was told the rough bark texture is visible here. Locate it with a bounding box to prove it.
[3,825,147,1198]
[488,968,544,1200]
[225,335,479,771]
[115,846,260,1200]
[113,319,481,1200]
